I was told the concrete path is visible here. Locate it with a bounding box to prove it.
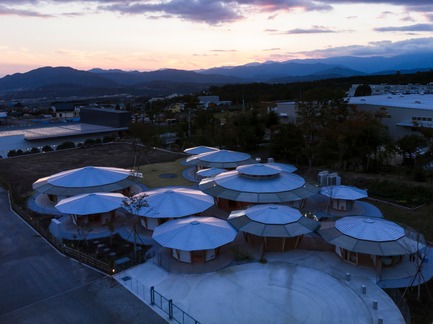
[0,188,165,323]
[117,248,405,324]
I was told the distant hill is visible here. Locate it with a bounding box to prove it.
[0,67,241,98]
[0,66,120,91]
[1,52,433,98]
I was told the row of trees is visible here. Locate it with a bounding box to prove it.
[6,135,117,158]
[127,87,433,176]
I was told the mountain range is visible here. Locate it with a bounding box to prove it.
[1,52,433,99]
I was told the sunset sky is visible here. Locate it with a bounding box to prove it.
[1,1,433,77]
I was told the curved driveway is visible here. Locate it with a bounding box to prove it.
[0,188,166,323]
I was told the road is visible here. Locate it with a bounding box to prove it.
[0,188,166,323]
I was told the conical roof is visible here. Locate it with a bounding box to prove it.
[228,204,319,237]
[318,216,425,255]
[55,192,125,215]
[183,145,219,155]
[196,167,227,178]
[152,216,237,251]
[33,166,142,196]
[186,149,255,168]
[199,164,318,203]
[319,185,368,200]
[130,187,214,218]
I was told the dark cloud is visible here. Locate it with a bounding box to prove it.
[0,0,39,3]
[284,26,336,34]
[375,24,433,32]
[299,37,433,57]
[0,4,52,17]
[99,0,243,24]
[265,26,337,34]
[1,0,432,25]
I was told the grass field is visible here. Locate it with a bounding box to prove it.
[137,158,193,189]
[373,200,433,243]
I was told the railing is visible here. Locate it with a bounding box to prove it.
[8,194,112,274]
[118,274,200,324]
[150,286,200,324]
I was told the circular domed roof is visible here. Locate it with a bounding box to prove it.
[237,163,281,177]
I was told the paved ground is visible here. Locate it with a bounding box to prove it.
[117,248,406,324]
[0,188,166,324]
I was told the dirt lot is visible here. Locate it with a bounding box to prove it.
[0,143,185,201]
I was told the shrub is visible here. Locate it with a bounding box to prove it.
[30,147,40,154]
[42,145,54,152]
[7,150,16,157]
[412,168,427,182]
[231,246,252,263]
[103,135,115,143]
[56,141,75,150]
[84,139,95,146]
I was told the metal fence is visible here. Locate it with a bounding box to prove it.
[150,286,200,324]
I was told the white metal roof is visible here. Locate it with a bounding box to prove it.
[266,161,297,173]
[237,163,281,176]
[183,145,219,155]
[228,204,319,237]
[349,94,433,111]
[24,123,127,140]
[131,187,214,218]
[55,192,125,215]
[336,217,403,241]
[152,216,237,251]
[32,166,141,195]
[243,204,302,224]
[319,185,368,200]
[318,216,425,255]
[186,149,254,168]
[199,168,318,203]
[196,167,227,178]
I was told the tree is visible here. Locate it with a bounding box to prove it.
[42,145,54,152]
[295,88,390,171]
[190,110,222,146]
[56,141,75,150]
[122,194,149,260]
[397,134,428,167]
[264,110,280,140]
[354,84,372,97]
[7,150,16,157]
[295,88,347,167]
[128,123,160,167]
[230,110,265,151]
[269,123,304,163]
